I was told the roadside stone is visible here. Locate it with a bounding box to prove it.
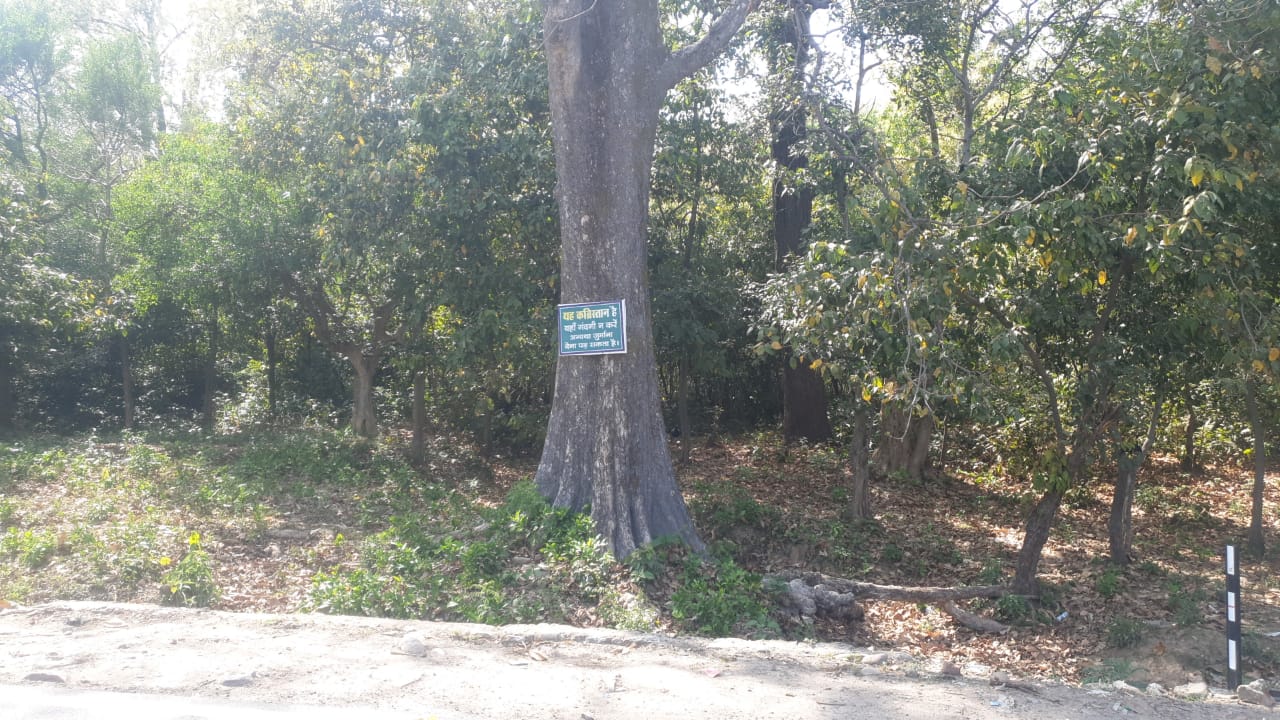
[1236,679,1275,708]
[400,632,428,657]
[24,672,66,683]
[1172,681,1209,700]
[858,666,883,677]
[1112,681,1143,695]
[861,652,888,665]
[1146,682,1165,697]
[939,660,962,677]
[222,671,256,687]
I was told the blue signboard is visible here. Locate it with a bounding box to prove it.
[558,300,626,356]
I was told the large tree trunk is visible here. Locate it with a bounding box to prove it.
[536,0,751,559]
[845,405,872,520]
[349,353,379,439]
[1246,378,1267,556]
[771,0,831,444]
[874,404,933,482]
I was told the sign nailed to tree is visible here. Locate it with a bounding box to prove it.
[558,300,626,356]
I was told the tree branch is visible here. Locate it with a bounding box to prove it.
[657,0,756,94]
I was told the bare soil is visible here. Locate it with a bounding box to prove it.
[1,601,1273,719]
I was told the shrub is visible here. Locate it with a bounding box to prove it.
[1105,617,1145,648]
[161,533,219,607]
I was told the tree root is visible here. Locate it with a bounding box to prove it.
[772,571,1012,634]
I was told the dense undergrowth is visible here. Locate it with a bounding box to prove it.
[3,427,1279,684]
[0,428,777,637]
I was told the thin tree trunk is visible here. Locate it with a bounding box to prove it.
[1246,378,1267,556]
[676,352,693,464]
[1013,488,1063,595]
[201,306,220,432]
[265,328,277,419]
[412,369,426,463]
[1109,392,1164,565]
[1181,384,1200,472]
[0,327,15,436]
[120,335,135,430]
[349,354,379,439]
[846,405,872,520]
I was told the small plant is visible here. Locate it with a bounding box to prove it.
[994,594,1032,623]
[1095,566,1122,599]
[670,555,777,637]
[161,532,219,607]
[1082,658,1138,684]
[1105,616,1145,648]
[976,559,1005,585]
[1167,580,1204,626]
[2,527,59,569]
[880,542,904,564]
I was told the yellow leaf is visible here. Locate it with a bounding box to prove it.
[1025,228,1036,246]
[821,272,834,280]
[1227,142,1239,161]
[1098,270,1108,285]
[1124,227,1138,246]
[159,557,172,567]
[810,358,823,371]
[1206,55,1223,75]
[862,386,872,403]
[770,340,782,351]
[857,275,868,290]
[1270,348,1280,362]
[1190,167,1204,187]
[1252,65,1263,80]
[1253,359,1266,373]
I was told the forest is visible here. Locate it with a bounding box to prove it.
[3,0,1280,687]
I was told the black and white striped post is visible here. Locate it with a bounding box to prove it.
[1226,544,1242,691]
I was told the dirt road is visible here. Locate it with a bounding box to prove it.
[0,602,1270,719]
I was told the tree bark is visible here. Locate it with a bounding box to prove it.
[536,0,752,559]
[846,404,872,520]
[1246,378,1267,556]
